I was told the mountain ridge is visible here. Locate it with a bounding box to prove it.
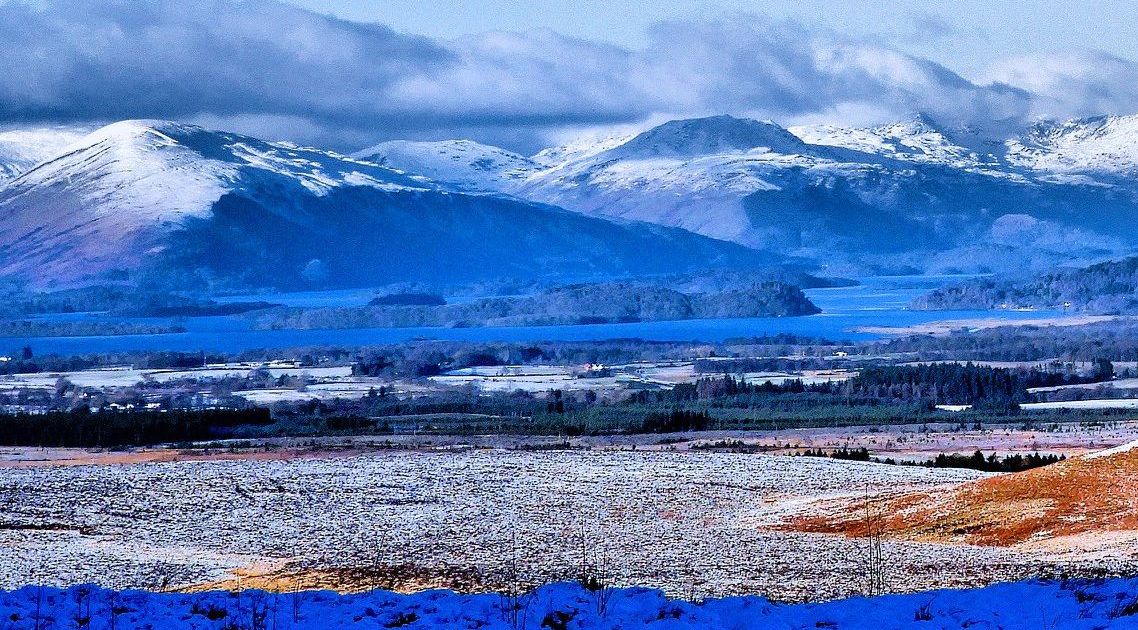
[366,112,1138,273]
[0,120,780,291]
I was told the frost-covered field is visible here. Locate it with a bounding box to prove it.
[0,450,1114,601]
[1023,399,1138,410]
[5,578,1138,630]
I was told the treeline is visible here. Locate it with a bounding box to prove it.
[0,349,234,375]
[350,340,722,378]
[640,409,711,433]
[637,363,1096,409]
[0,408,272,447]
[248,281,819,331]
[844,363,1086,408]
[801,447,1065,473]
[868,321,1138,362]
[0,319,186,338]
[0,284,275,319]
[904,450,1065,473]
[4,339,717,378]
[912,256,1138,313]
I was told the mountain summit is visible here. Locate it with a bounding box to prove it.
[0,121,774,290]
[372,113,1138,273]
[610,115,808,158]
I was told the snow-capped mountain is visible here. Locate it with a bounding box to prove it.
[0,120,773,289]
[791,114,990,168]
[1005,114,1138,174]
[371,113,1138,272]
[0,125,91,182]
[0,120,428,285]
[354,139,539,192]
[605,115,808,158]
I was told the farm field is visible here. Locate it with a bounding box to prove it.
[0,358,857,405]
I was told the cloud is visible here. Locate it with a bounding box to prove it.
[982,50,1138,120]
[906,12,961,41]
[409,16,1034,148]
[0,0,451,138]
[0,0,1134,152]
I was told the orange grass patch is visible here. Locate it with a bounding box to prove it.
[788,447,1138,547]
[179,563,489,595]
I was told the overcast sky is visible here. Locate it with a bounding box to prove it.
[2,0,1136,153]
[283,0,1138,77]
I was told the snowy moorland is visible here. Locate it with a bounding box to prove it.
[0,450,1123,602]
[3,578,1138,630]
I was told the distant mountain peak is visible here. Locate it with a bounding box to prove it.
[875,112,949,138]
[1009,113,1138,173]
[354,139,538,192]
[611,115,807,158]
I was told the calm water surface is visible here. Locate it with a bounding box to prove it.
[7,276,1059,354]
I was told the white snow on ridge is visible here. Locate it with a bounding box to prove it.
[790,114,989,168]
[364,111,1138,258]
[0,124,91,182]
[8,120,240,222]
[531,130,638,167]
[3,120,428,221]
[355,139,539,192]
[1007,114,1138,174]
[0,120,432,285]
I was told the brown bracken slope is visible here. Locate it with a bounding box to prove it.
[790,443,1138,547]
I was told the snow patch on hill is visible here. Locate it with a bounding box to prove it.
[607,115,808,158]
[355,139,538,192]
[0,125,91,182]
[1007,114,1138,174]
[369,112,1138,269]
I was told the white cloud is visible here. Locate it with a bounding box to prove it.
[0,1,1135,151]
[982,50,1138,120]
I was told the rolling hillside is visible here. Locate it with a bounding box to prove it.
[0,121,778,291]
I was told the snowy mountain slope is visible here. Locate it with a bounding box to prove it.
[384,113,1138,271]
[604,115,808,158]
[0,125,91,181]
[1006,114,1138,174]
[0,120,775,290]
[513,115,1011,253]
[531,130,637,167]
[0,120,427,286]
[354,139,539,192]
[791,113,990,168]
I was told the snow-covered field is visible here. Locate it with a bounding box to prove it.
[4,578,1138,630]
[0,363,353,390]
[1023,399,1138,410]
[0,450,1116,602]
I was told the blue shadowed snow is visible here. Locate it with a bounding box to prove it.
[3,579,1138,630]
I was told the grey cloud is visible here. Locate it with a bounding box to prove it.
[983,50,1138,120]
[0,1,1133,152]
[0,0,450,123]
